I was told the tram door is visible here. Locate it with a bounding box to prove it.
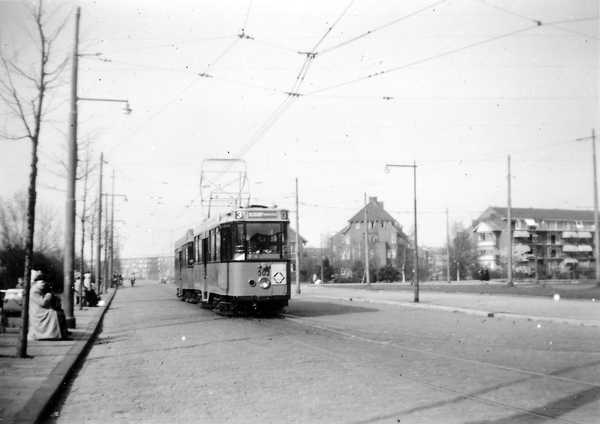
[202,237,209,294]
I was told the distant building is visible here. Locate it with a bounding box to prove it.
[472,206,597,277]
[422,246,448,280]
[330,197,408,278]
[121,256,174,280]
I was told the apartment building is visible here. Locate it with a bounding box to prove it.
[330,197,408,277]
[472,206,596,277]
[120,255,174,280]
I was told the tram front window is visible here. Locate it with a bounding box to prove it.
[246,223,283,260]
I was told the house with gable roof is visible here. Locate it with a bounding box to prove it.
[330,197,408,278]
[472,206,597,277]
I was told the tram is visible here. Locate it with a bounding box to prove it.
[174,205,291,314]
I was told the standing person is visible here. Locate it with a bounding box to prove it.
[28,274,71,341]
[75,275,85,306]
[83,270,92,291]
[483,267,490,281]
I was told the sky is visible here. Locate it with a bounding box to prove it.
[0,0,598,260]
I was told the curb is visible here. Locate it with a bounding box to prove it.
[304,294,600,328]
[11,288,117,424]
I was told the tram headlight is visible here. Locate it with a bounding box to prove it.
[259,277,271,289]
[248,279,256,287]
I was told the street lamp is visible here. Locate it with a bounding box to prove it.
[64,7,132,328]
[79,97,132,115]
[385,162,419,303]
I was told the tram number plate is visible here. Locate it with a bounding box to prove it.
[258,265,270,276]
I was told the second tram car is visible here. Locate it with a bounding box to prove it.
[174,205,291,314]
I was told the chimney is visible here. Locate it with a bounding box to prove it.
[369,196,383,208]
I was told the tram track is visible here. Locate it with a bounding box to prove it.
[253,312,597,423]
[280,313,600,390]
[160,283,598,422]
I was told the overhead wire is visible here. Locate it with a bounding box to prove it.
[316,0,446,57]
[88,35,235,55]
[104,37,241,160]
[474,0,599,40]
[305,16,598,96]
[209,0,360,181]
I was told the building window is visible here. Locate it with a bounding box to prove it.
[368,222,375,229]
[345,235,350,245]
[391,233,397,244]
[355,222,360,229]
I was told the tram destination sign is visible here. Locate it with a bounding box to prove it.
[248,211,279,219]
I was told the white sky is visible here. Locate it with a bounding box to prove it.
[1,0,598,259]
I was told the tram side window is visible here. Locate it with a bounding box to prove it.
[187,241,194,267]
[175,248,180,270]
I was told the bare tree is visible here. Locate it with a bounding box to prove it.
[0,0,70,357]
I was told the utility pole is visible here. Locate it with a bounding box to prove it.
[575,131,600,286]
[109,170,115,282]
[320,234,324,284]
[104,193,109,292]
[295,178,301,294]
[507,156,513,287]
[95,153,103,294]
[446,208,451,284]
[412,162,419,301]
[63,7,81,329]
[364,193,370,285]
[385,163,419,302]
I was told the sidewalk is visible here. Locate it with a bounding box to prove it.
[297,283,600,327]
[0,288,116,424]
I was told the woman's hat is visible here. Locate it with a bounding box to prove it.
[34,273,46,282]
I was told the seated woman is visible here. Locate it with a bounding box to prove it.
[28,274,70,341]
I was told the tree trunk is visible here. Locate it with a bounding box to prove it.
[18,136,38,358]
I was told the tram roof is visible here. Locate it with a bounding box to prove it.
[193,206,289,234]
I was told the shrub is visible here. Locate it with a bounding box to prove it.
[378,265,400,283]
